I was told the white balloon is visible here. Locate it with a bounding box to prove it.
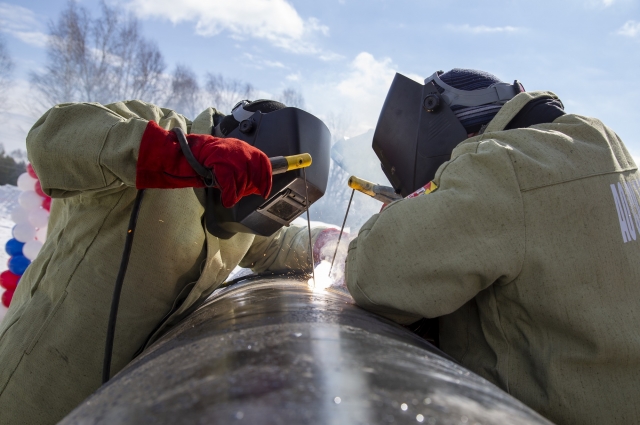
[10,205,29,224]
[23,240,43,261]
[18,190,44,211]
[36,226,48,242]
[28,209,50,229]
[17,173,37,192]
[13,222,36,243]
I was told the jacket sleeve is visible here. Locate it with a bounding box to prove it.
[239,224,328,273]
[26,100,190,198]
[345,140,526,324]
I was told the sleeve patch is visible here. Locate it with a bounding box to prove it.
[406,181,438,199]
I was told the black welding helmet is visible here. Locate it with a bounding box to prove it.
[207,99,331,239]
[373,69,524,197]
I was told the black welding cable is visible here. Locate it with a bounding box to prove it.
[102,189,146,384]
[102,128,204,384]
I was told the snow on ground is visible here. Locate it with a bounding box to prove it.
[0,185,22,323]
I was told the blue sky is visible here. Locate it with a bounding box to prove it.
[1,0,639,157]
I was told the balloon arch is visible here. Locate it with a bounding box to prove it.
[0,164,51,308]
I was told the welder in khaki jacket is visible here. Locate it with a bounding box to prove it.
[0,99,332,425]
[346,69,640,425]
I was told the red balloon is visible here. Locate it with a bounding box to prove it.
[0,270,19,291]
[35,180,46,198]
[42,197,52,211]
[27,163,38,179]
[1,289,14,308]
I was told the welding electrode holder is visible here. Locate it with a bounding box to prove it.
[347,175,402,204]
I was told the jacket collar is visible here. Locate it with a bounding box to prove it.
[484,91,559,133]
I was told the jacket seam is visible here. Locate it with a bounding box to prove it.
[25,291,68,354]
[433,141,480,184]
[520,168,637,192]
[96,121,124,188]
[1,190,129,394]
[0,352,24,396]
[353,279,381,306]
[503,147,527,394]
[0,191,124,396]
[502,147,527,282]
[481,140,526,395]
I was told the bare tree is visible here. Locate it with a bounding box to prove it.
[204,73,256,114]
[278,88,305,108]
[30,0,165,108]
[164,64,202,119]
[0,35,14,109]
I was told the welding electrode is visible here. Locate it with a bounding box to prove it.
[347,176,401,204]
[329,188,354,276]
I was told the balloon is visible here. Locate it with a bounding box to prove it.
[36,226,48,242]
[35,181,46,198]
[12,223,36,243]
[10,205,29,224]
[28,209,50,229]
[26,163,37,178]
[23,240,43,261]
[42,197,52,212]
[17,172,37,192]
[1,289,14,308]
[0,271,20,291]
[19,191,44,211]
[13,223,36,243]
[8,256,30,275]
[5,239,24,256]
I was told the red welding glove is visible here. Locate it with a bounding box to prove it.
[136,121,272,208]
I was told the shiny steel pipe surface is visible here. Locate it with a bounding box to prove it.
[61,276,552,425]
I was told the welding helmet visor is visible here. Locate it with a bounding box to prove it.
[207,100,331,239]
[373,72,522,197]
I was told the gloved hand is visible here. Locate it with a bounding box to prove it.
[313,228,345,265]
[312,228,354,292]
[136,120,272,208]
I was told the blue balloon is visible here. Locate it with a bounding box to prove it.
[5,238,24,257]
[8,255,31,276]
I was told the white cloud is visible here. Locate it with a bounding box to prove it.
[595,0,616,6]
[446,24,522,34]
[335,53,395,102]
[318,52,344,61]
[286,73,301,81]
[584,0,625,8]
[617,20,640,37]
[243,53,286,69]
[306,52,421,137]
[123,0,332,55]
[0,3,48,47]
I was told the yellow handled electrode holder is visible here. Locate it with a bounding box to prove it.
[348,176,376,197]
[348,175,402,204]
[270,153,313,175]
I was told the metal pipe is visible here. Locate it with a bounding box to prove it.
[62,276,551,425]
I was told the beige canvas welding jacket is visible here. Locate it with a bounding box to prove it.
[346,91,640,425]
[0,100,326,425]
